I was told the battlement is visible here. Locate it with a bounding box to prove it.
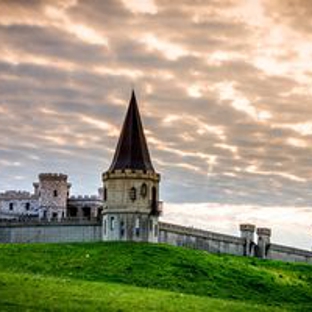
[39,173,68,181]
[103,169,160,182]
[0,191,36,200]
[69,195,100,201]
[257,227,272,237]
[240,224,256,232]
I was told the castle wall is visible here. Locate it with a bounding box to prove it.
[0,222,101,243]
[159,222,245,256]
[268,244,312,264]
[1,220,312,265]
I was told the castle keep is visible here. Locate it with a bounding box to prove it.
[0,92,311,264]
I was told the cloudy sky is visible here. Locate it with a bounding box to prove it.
[0,0,312,249]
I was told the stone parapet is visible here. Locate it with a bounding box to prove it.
[0,191,37,200]
[270,243,312,258]
[257,227,272,237]
[69,195,100,200]
[159,222,243,245]
[240,224,256,233]
[103,169,160,182]
[39,173,68,181]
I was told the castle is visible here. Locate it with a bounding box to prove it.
[1,91,312,264]
[0,174,103,222]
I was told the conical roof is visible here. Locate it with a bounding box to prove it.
[109,91,154,172]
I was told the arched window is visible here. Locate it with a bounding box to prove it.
[25,203,30,211]
[129,187,136,201]
[140,183,147,198]
[53,190,58,197]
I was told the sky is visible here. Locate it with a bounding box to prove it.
[0,0,312,249]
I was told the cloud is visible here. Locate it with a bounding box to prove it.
[0,0,312,247]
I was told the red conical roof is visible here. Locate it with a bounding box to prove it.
[109,91,154,172]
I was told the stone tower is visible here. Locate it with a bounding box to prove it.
[37,173,71,221]
[240,224,256,257]
[256,227,271,259]
[102,91,161,243]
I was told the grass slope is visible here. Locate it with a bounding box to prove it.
[0,242,312,311]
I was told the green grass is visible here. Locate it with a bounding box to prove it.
[0,242,312,311]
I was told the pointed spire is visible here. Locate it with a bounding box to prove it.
[109,91,155,172]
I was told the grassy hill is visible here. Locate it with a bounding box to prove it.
[0,242,312,311]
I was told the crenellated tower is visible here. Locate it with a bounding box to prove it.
[102,91,161,242]
[37,173,71,221]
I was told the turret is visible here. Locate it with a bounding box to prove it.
[240,224,256,256]
[256,227,271,259]
[102,91,161,242]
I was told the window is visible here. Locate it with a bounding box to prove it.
[149,219,153,232]
[9,203,14,211]
[129,187,136,201]
[104,187,107,201]
[110,216,115,231]
[140,183,147,198]
[120,220,125,237]
[104,219,107,235]
[154,224,158,237]
[135,217,140,237]
[53,190,58,197]
[25,203,30,211]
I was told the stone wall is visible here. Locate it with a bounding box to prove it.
[268,243,312,264]
[1,221,312,265]
[0,191,39,218]
[0,222,101,243]
[159,222,245,256]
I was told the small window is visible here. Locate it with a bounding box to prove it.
[141,183,147,198]
[104,219,107,235]
[149,219,153,232]
[135,217,140,237]
[104,187,107,201]
[110,216,115,231]
[129,187,136,201]
[9,203,14,211]
[25,203,30,211]
[120,220,125,237]
[53,190,58,197]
